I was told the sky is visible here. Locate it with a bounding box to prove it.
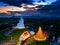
[0,0,59,15]
[46,0,56,2]
[0,0,57,6]
[33,0,57,2]
[33,0,56,2]
[0,1,9,6]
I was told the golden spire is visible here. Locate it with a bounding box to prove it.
[34,27,47,41]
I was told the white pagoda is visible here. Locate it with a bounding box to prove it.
[15,17,25,29]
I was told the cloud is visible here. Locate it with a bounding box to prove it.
[0,6,26,14]
[33,1,51,6]
[0,1,10,14]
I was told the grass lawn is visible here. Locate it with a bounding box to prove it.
[0,18,19,42]
[0,32,10,41]
[0,28,11,41]
[11,29,27,43]
[0,35,10,41]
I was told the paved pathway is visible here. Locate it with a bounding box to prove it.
[4,28,16,36]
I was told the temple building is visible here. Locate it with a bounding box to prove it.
[34,26,48,41]
[19,31,31,41]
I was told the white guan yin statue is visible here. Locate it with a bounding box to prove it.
[15,17,25,29]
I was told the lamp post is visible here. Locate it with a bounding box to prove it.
[9,35,15,45]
